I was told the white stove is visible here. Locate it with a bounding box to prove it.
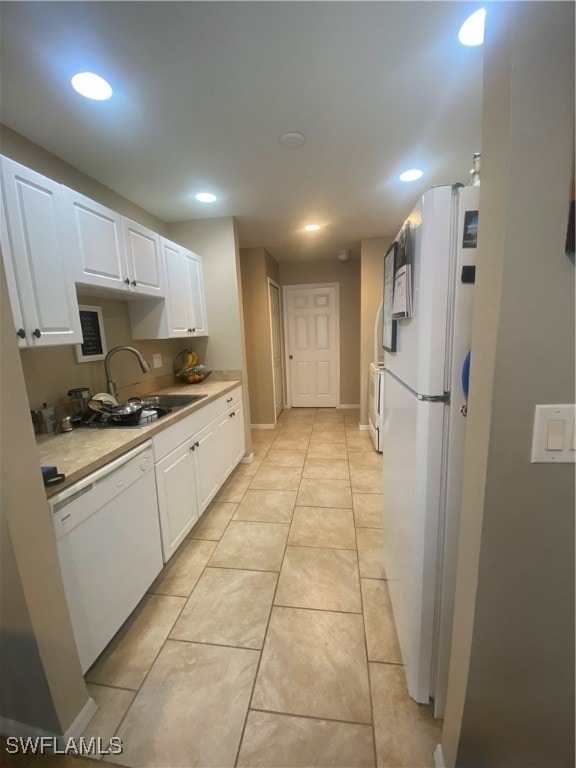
[368,362,385,452]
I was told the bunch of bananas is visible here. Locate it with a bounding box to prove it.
[183,350,198,369]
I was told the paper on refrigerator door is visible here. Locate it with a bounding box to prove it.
[392,264,412,318]
[392,223,413,319]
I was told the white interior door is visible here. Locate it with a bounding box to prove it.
[269,281,284,417]
[284,284,339,408]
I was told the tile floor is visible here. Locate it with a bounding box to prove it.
[81,408,440,768]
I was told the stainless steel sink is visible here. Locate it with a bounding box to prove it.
[84,393,206,430]
[140,394,206,408]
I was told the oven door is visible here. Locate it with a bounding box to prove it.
[368,364,381,451]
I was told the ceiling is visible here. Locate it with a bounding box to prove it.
[0,1,484,262]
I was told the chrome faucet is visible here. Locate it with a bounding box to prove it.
[104,346,151,400]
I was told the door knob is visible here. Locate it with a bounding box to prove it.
[32,328,42,339]
[16,328,26,339]
[131,280,137,286]
[124,278,130,285]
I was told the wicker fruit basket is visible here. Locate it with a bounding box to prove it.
[174,350,212,384]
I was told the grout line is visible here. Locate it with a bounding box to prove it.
[105,584,192,742]
[368,659,405,668]
[233,411,309,765]
[85,681,140,695]
[248,706,373,729]
[207,564,283,574]
[360,574,391,582]
[272,602,363,616]
[291,503,353,510]
[232,484,295,767]
[284,542,358,553]
[231,517,295,525]
[355,496,379,768]
[166,637,266,654]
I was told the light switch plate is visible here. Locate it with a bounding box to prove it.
[152,353,162,369]
[531,404,576,463]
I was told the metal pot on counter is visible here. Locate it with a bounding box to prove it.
[88,399,145,426]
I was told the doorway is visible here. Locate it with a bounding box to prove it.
[268,280,284,418]
[283,283,339,408]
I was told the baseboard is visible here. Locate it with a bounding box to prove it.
[337,404,360,410]
[64,697,98,740]
[359,423,370,431]
[240,452,254,464]
[0,697,97,745]
[251,424,276,430]
[434,744,446,768]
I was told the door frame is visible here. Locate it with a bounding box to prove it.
[267,278,285,421]
[282,282,340,409]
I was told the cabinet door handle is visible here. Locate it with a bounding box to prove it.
[190,444,195,451]
[16,328,26,339]
[32,328,41,339]
[191,327,196,332]
[124,278,130,285]
[187,328,193,333]
[227,398,233,403]
[195,441,199,448]
[131,280,137,287]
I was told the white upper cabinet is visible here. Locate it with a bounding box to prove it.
[164,239,192,336]
[64,190,164,298]
[1,157,82,347]
[186,250,208,336]
[1,194,26,348]
[64,188,127,291]
[0,156,208,345]
[129,237,208,339]
[122,218,164,297]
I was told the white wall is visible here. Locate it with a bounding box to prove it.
[0,260,89,735]
[442,4,575,766]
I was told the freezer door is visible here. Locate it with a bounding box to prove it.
[432,184,479,717]
[385,186,455,396]
[382,370,446,703]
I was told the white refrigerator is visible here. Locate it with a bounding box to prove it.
[382,184,479,718]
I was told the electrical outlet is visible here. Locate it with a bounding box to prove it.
[152,354,162,369]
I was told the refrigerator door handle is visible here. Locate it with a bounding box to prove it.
[417,392,450,403]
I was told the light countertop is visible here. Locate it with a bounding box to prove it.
[37,380,241,498]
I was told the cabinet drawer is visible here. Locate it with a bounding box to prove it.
[153,398,221,461]
[221,386,242,411]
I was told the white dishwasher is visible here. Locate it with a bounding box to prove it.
[50,441,163,673]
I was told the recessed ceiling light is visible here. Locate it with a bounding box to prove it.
[71,72,113,101]
[304,224,321,232]
[399,168,424,182]
[458,8,486,47]
[195,192,217,203]
[280,132,306,148]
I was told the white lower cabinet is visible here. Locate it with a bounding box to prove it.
[153,387,245,562]
[155,440,199,561]
[193,419,222,514]
[218,401,246,480]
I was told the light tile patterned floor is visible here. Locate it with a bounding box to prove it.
[81,408,440,767]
